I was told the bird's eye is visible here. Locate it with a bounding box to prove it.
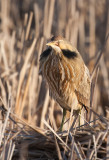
[55,41,59,46]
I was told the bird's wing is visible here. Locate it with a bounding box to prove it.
[61,44,91,107]
[75,65,91,107]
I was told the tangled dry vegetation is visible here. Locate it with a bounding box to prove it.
[0,0,109,159]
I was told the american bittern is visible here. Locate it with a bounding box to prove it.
[39,36,91,130]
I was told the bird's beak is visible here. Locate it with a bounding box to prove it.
[46,42,53,47]
[46,41,58,47]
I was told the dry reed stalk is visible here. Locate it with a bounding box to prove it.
[54,134,63,160]
[34,3,39,37]
[1,104,46,136]
[100,55,109,97]
[1,40,9,71]
[90,67,99,122]
[43,119,70,151]
[89,0,96,74]
[78,0,86,60]
[106,133,109,159]
[43,0,49,38]
[91,33,109,80]
[19,60,34,118]
[20,13,28,49]
[49,100,58,131]
[47,0,55,37]
[28,66,42,124]
[48,99,55,127]
[25,12,33,41]
[56,0,66,33]
[0,107,11,146]
[35,37,44,93]
[70,12,80,47]
[40,89,49,128]
[63,100,77,155]
[9,31,16,66]
[0,79,7,107]
[1,0,11,34]
[15,38,37,115]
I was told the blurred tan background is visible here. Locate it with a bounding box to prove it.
[0,0,109,130]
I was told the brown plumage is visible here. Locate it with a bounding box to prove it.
[39,36,91,130]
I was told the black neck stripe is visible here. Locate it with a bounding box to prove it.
[40,48,51,60]
[62,49,77,59]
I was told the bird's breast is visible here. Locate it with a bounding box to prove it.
[43,56,75,100]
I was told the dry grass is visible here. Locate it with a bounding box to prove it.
[0,0,109,159]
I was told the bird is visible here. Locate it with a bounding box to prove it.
[39,35,91,130]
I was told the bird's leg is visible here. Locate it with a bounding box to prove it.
[60,108,66,131]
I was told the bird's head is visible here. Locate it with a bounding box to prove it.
[46,36,63,54]
[46,36,79,59]
[39,35,83,75]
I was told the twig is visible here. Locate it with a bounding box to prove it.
[91,33,109,80]
[43,119,71,151]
